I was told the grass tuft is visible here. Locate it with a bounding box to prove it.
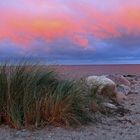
[0,62,95,128]
[0,60,116,129]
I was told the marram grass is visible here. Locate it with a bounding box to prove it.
[0,62,99,129]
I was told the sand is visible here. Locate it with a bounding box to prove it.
[0,75,140,140]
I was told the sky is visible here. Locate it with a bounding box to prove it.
[0,0,140,64]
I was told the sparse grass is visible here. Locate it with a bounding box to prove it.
[0,62,96,129]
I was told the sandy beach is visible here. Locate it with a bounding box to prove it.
[0,74,139,140]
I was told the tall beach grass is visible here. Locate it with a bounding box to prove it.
[0,61,98,129]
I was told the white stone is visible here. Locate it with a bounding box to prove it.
[86,75,116,92]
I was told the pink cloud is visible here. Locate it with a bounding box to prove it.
[0,0,140,49]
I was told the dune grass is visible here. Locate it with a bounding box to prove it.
[0,62,98,129]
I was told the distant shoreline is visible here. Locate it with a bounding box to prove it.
[52,64,140,66]
[0,64,140,78]
[51,64,140,79]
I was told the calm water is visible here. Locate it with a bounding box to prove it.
[54,64,140,79]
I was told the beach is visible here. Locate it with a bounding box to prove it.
[0,65,140,140]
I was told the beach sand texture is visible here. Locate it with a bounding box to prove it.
[0,68,140,140]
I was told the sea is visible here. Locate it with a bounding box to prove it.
[53,64,140,79]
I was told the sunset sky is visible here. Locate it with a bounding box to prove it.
[0,0,140,64]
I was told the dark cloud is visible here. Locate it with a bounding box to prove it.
[0,34,140,64]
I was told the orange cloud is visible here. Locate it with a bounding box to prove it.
[1,1,140,49]
[0,8,86,49]
[117,6,140,34]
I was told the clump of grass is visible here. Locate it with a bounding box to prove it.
[0,61,93,128]
[41,80,93,126]
[0,62,59,128]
